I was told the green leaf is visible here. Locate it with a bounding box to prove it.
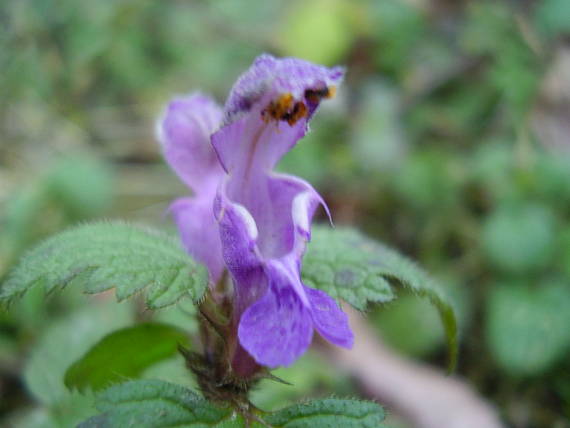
[0,222,208,310]
[80,380,386,428]
[22,302,133,427]
[535,153,570,205]
[372,291,444,358]
[78,380,237,428]
[486,280,570,376]
[302,228,394,310]
[535,0,570,38]
[65,323,191,392]
[482,203,556,274]
[264,398,386,427]
[303,226,458,370]
[470,141,515,203]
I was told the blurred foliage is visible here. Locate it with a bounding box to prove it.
[14,302,132,427]
[535,0,570,38]
[1,0,570,426]
[64,323,191,393]
[0,155,113,274]
[482,202,556,274]
[486,279,570,376]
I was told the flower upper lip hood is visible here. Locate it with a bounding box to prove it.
[216,54,344,174]
[223,54,344,125]
[158,54,353,371]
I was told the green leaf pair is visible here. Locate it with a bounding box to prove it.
[1,221,458,371]
[79,379,387,428]
[64,323,386,427]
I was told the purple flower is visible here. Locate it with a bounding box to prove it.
[157,54,353,371]
[157,94,225,284]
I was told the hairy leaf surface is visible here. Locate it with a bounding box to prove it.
[303,226,458,370]
[78,380,236,427]
[79,380,386,427]
[264,398,386,427]
[0,222,208,310]
[65,323,191,392]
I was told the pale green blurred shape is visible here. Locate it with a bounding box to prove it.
[482,203,556,274]
[17,301,133,427]
[277,0,358,65]
[351,80,407,173]
[250,351,351,411]
[373,292,444,357]
[486,280,570,376]
[535,0,570,38]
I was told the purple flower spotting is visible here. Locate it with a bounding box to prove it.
[157,54,353,371]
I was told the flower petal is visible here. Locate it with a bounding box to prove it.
[238,272,313,368]
[170,196,223,283]
[286,173,332,253]
[212,54,344,175]
[214,179,266,314]
[224,54,344,121]
[244,173,329,260]
[306,286,354,349]
[215,173,328,304]
[157,93,223,194]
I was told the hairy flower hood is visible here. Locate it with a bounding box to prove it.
[157,54,353,370]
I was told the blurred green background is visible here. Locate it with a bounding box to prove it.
[1,0,570,427]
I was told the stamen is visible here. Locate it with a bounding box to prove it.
[304,85,336,104]
[261,93,308,126]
